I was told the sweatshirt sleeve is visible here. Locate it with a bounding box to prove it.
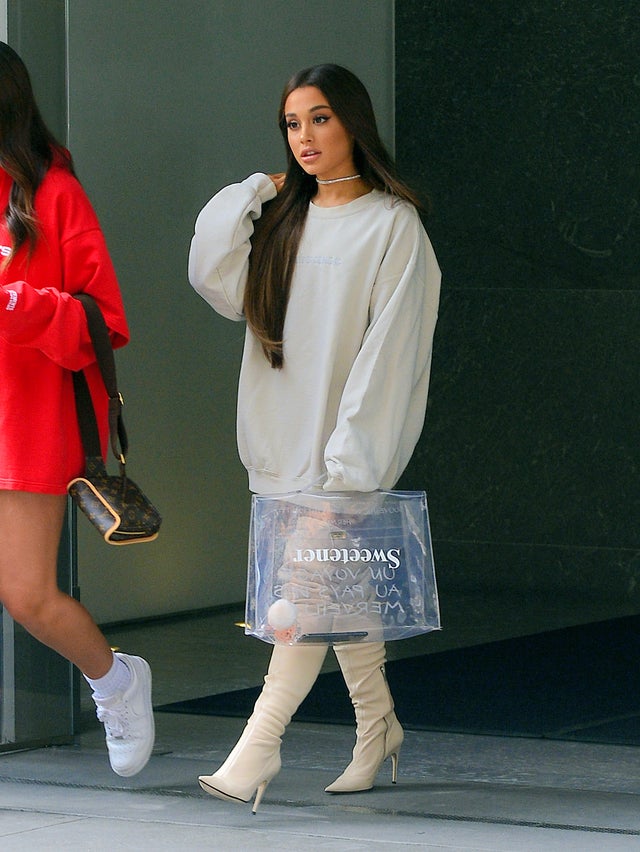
[188,173,277,320]
[323,211,441,492]
[0,228,129,371]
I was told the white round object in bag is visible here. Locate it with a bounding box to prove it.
[267,599,297,630]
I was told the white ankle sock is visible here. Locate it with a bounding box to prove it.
[85,653,131,699]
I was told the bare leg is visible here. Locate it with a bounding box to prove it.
[0,491,113,678]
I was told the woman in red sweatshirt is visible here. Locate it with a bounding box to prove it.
[0,42,154,777]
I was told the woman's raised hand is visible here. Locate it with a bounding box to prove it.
[268,173,286,193]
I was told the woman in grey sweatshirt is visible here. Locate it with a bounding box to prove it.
[189,63,441,812]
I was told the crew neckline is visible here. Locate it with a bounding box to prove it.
[308,189,380,217]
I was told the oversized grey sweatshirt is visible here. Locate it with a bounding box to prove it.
[188,173,441,495]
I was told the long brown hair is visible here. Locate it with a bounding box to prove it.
[0,41,74,263]
[244,63,424,369]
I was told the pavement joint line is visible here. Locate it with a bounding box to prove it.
[1,777,640,836]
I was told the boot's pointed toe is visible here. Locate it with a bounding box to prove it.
[199,773,251,803]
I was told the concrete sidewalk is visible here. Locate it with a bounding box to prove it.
[1,713,640,850]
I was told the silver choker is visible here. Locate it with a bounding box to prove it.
[316,174,361,185]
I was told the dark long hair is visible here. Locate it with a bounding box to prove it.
[0,41,74,262]
[244,63,424,369]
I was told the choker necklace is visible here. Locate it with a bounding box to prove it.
[316,173,361,185]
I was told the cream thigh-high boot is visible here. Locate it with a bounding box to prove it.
[199,643,327,812]
[325,641,403,793]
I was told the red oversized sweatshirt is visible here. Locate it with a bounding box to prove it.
[0,161,129,494]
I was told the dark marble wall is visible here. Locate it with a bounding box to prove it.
[396,2,639,630]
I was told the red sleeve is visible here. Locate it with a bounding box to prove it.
[0,169,129,370]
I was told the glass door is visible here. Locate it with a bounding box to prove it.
[0,505,76,751]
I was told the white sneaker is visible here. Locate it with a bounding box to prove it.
[94,653,155,777]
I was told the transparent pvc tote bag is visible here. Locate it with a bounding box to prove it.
[245,490,440,645]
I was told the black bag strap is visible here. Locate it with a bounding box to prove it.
[72,294,128,465]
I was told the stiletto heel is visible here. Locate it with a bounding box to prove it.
[252,779,270,814]
[390,750,399,784]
